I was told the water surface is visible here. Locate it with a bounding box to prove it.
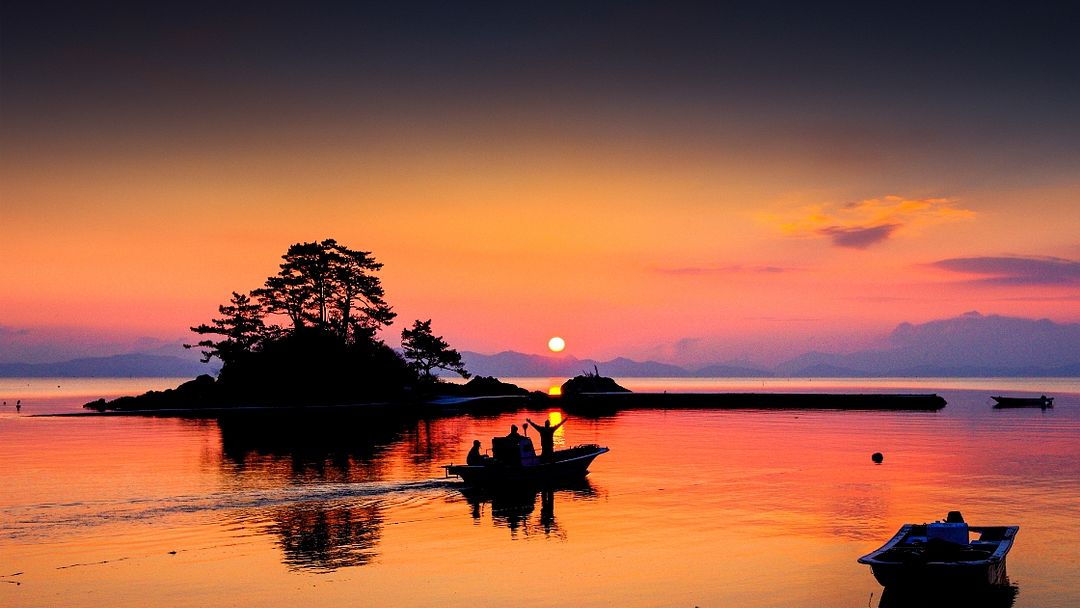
[2,378,1078,607]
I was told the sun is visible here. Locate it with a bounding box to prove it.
[547,336,566,353]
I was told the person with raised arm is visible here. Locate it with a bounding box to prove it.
[525,416,567,461]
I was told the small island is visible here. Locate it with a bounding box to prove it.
[560,365,631,395]
[86,239,526,413]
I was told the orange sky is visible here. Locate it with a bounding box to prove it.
[3,132,1077,364]
[2,3,1078,365]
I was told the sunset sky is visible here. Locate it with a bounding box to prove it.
[2,2,1079,365]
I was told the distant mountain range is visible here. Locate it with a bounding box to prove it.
[463,313,1080,378]
[2,312,1077,378]
[0,354,219,378]
[459,351,774,378]
[460,351,1080,378]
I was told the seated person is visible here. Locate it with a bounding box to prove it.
[466,439,486,465]
[506,424,521,441]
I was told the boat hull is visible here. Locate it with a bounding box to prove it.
[859,524,1018,589]
[992,395,1053,409]
[877,583,1018,608]
[445,446,608,485]
[866,557,1008,588]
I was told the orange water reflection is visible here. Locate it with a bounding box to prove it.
[273,502,383,571]
[455,479,598,539]
[2,389,1079,607]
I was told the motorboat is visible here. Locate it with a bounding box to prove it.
[858,512,1018,588]
[444,436,608,485]
[992,395,1053,409]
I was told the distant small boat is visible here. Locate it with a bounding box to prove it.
[444,436,608,485]
[858,512,1018,588]
[991,395,1053,409]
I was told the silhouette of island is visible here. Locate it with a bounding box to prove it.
[84,239,518,412]
[560,366,630,395]
[437,375,531,398]
[85,327,419,410]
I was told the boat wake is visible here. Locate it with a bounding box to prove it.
[2,478,458,541]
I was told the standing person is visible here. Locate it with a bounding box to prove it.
[525,416,567,461]
[15,400,20,413]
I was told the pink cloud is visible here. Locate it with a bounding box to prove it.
[763,195,975,249]
[933,255,1080,285]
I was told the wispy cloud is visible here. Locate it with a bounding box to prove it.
[818,224,900,248]
[932,255,1080,285]
[996,295,1080,302]
[764,195,975,249]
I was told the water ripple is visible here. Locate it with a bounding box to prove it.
[1,478,455,541]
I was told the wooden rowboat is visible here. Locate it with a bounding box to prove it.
[859,513,1018,588]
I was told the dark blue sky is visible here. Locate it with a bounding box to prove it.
[5,1,1079,198]
[4,1,1079,130]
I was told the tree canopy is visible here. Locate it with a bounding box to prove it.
[184,239,470,404]
[188,291,267,364]
[253,239,395,342]
[188,239,397,366]
[401,319,471,381]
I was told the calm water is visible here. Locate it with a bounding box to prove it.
[2,377,1079,607]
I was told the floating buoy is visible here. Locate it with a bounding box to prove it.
[872,452,884,464]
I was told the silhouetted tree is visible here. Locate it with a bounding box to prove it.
[327,242,395,343]
[254,239,395,342]
[171,239,435,407]
[400,320,470,381]
[186,291,268,364]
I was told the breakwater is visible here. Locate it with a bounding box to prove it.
[560,392,947,415]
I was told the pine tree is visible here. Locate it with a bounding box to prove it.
[186,291,268,364]
[400,319,470,381]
